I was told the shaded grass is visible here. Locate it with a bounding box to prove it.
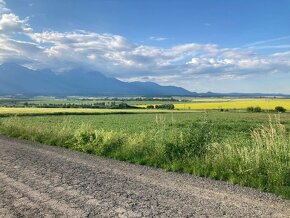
[0,113,289,199]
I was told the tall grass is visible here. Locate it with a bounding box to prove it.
[201,115,290,197]
[0,114,289,198]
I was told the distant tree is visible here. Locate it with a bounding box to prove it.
[117,102,128,109]
[155,104,174,110]
[247,106,254,112]
[166,104,174,110]
[275,106,286,113]
[146,105,154,109]
[253,106,262,112]
[247,106,262,112]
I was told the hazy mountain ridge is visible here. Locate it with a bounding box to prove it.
[0,63,192,97]
[1,63,289,98]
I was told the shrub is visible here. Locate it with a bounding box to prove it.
[275,106,286,113]
[146,105,154,109]
[247,106,254,112]
[254,106,262,112]
[247,106,262,112]
[155,104,175,110]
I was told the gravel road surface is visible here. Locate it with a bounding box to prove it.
[0,136,289,217]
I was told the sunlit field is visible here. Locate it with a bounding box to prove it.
[0,110,289,198]
[175,99,290,110]
[0,99,289,198]
[139,98,290,110]
[0,107,184,116]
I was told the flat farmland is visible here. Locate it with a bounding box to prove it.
[0,110,289,198]
[0,107,180,116]
[138,98,290,110]
[1,111,290,133]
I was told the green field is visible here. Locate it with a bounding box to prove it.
[1,111,290,133]
[0,97,182,107]
[0,109,289,199]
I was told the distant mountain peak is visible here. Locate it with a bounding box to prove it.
[0,63,193,97]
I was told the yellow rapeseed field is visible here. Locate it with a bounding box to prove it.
[174,99,290,110]
[0,107,188,116]
[138,98,290,110]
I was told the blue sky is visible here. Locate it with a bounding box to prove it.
[1,0,290,93]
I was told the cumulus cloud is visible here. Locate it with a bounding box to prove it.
[0,13,32,34]
[0,5,290,92]
[0,0,10,13]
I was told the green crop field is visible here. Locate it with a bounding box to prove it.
[1,111,290,133]
[0,97,181,107]
[0,108,289,199]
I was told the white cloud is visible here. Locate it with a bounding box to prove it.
[149,36,167,41]
[243,35,290,51]
[246,44,290,50]
[244,35,290,47]
[0,6,290,92]
[0,13,32,34]
[272,51,290,57]
[0,0,10,13]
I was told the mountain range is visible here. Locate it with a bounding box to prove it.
[0,63,289,98]
[0,63,192,97]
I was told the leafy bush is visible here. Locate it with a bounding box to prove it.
[247,106,262,112]
[275,106,286,113]
[146,105,155,109]
[247,107,254,112]
[155,104,175,110]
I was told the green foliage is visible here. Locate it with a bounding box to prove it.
[247,107,254,112]
[155,104,175,110]
[247,106,262,112]
[73,126,126,155]
[203,115,290,197]
[163,120,216,161]
[146,105,155,109]
[275,106,287,113]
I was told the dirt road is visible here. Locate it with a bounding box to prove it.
[0,136,289,217]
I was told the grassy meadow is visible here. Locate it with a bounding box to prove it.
[0,105,289,199]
